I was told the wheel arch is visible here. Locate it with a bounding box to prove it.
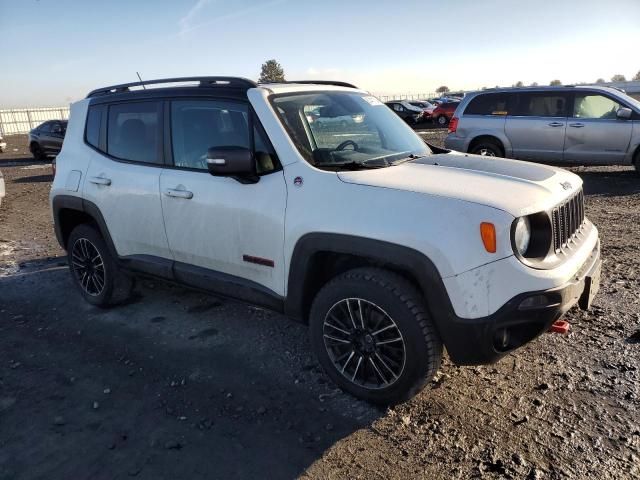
[285,234,455,332]
[52,195,117,257]
[468,134,507,156]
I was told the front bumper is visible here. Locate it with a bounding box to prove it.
[441,241,601,365]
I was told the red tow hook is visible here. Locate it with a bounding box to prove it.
[549,320,570,334]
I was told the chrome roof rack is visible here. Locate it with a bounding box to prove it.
[86,77,258,98]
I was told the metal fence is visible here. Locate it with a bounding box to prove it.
[375,93,437,102]
[0,107,70,135]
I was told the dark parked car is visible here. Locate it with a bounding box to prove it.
[431,102,459,126]
[29,120,67,160]
[384,101,424,124]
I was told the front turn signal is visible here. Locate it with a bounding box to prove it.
[480,222,497,253]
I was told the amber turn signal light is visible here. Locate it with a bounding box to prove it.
[480,222,497,253]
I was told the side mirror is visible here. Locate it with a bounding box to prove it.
[616,107,632,120]
[207,146,258,184]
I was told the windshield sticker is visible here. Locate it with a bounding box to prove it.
[362,96,383,106]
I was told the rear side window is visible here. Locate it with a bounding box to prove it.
[107,101,162,164]
[513,93,568,117]
[464,93,510,115]
[85,106,102,148]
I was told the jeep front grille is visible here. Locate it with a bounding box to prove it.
[551,189,585,253]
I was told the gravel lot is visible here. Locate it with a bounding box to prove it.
[1,133,639,479]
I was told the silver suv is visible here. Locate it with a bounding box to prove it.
[445,86,640,173]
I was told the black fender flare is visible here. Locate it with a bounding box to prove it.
[284,232,456,329]
[51,195,118,258]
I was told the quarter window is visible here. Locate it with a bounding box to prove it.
[170,100,250,171]
[573,94,621,119]
[107,101,161,164]
[85,106,102,148]
[513,93,568,117]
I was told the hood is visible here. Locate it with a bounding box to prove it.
[337,152,582,217]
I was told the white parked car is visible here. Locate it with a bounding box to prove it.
[0,134,7,153]
[50,77,601,404]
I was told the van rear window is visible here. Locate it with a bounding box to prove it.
[464,93,510,116]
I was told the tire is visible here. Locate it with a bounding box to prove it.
[436,115,448,126]
[634,151,640,177]
[309,267,442,405]
[30,143,47,161]
[67,224,133,307]
[470,140,503,158]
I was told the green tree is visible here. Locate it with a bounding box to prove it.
[436,85,450,93]
[514,81,524,87]
[633,70,640,81]
[258,59,285,83]
[595,78,606,84]
[530,82,539,86]
[549,79,562,86]
[611,74,626,82]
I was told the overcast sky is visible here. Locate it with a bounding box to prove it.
[1,0,639,108]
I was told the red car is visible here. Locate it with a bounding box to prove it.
[431,102,459,126]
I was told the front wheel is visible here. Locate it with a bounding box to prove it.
[436,115,448,126]
[309,268,442,405]
[30,143,47,160]
[67,224,133,307]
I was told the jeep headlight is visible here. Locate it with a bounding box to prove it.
[513,217,531,256]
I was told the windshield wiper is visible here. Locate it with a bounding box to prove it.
[390,154,429,166]
[314,161,386,170]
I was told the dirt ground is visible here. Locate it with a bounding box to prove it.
[0,133,639,480]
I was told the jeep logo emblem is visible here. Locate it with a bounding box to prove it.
[560,181,572,191]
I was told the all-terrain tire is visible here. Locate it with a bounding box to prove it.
[309,267,442,405]
[67,224,133,307]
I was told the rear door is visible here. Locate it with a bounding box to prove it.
[505,91,569,162]
[160,98,287,296]
[563,91,633,164]
[82,100,172,261]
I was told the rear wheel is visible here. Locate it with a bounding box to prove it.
[470,139,503,157]
[436,115,448,126]
[67,224,133,307]
[309,267,442,405]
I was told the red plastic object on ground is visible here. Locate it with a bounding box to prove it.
[549,320,570,334]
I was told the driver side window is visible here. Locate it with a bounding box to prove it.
[171,100,250,170]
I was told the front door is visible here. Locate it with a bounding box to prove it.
[564,92,633,164]
[505,91,569,162]
[160,98,287,296]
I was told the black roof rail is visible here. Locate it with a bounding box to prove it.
[261,80,358,89]
[86,76,258,98]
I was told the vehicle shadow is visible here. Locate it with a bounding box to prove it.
[573,167,640,197]
[0,264,383,479]
[12,173,53,183]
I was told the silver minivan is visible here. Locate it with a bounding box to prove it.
[444,86,640,173]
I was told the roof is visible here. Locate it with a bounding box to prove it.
[466,85,624,96]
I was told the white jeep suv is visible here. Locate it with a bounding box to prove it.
[50,77,601,404]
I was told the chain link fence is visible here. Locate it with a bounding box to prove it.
[0,107,70,136]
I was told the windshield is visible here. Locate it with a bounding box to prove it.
[271,91,430,169]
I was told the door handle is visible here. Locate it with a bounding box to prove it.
[164,188,193,199]
[89,176,111,186]
[548,122,564,127]
[569,123,585,128]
